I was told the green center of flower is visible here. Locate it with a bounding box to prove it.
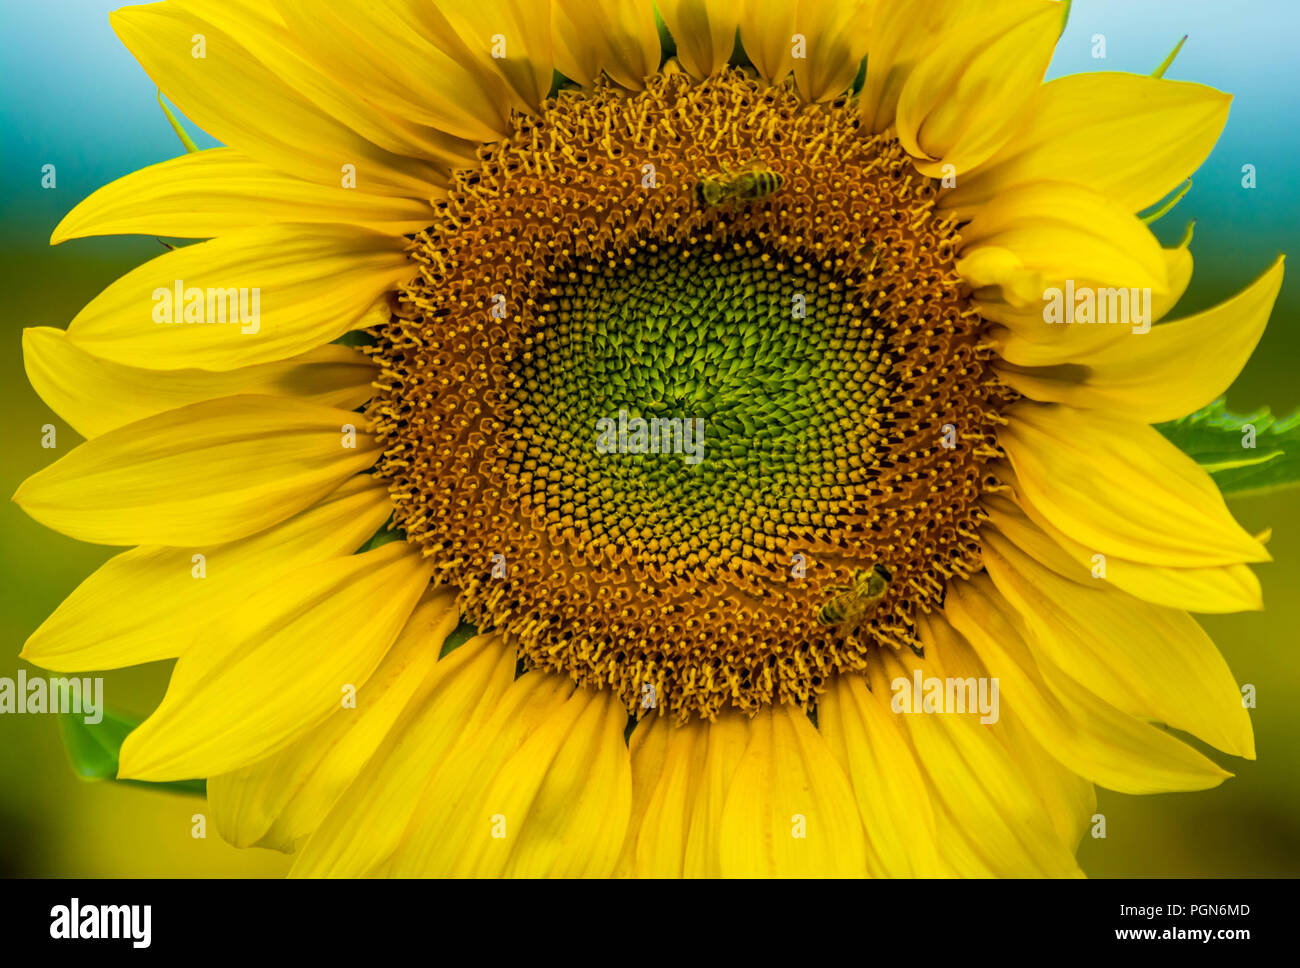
[506,240,886,577]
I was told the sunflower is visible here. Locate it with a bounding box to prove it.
[15,0,1284,878]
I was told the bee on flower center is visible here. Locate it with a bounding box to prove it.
[694,165,784,208]
[817,564,893,628]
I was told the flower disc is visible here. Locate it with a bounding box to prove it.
[372,69,1009,719]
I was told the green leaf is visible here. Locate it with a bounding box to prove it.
[60,708,205,796]
[1156,398,1300,497]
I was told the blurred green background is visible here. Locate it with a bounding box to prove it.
[1,1,1297,876]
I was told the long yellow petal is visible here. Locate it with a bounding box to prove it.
[430,0,554,112]
[986,490,1263,614]
[958,182,1169,308]
[942,73,1231,219]
[790,1,871,103]
[982,530,1255,758]
[489,688,631,876]
[389,674,632,877]
[1001,404,1269,567]
[946,576,1232,793]
[681,711,750,876]
[895,0,1060,176]
[111,3,447,197]
[552,0,661,89]
[24,328,375,439]
[13,395,379,546]
[210,588,458,850]
[874,638,1082,877]
[817,674,942,876]
[985,242,1193,350]
[858,0,957,132]
[291,634,517,877]
[64,223,410,372]
[737,0,796,86]
[118,541,434,781]
[995,258,1284,422]
[20,475,391,673]
[718,704,867,876]
[174,0,479,173]
[270,0,518,141]
[52,149,436,243]
[658,0,740,80]
[614,713,673,874]
[626,716,708,876]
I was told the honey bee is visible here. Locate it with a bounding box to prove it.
[817,564,893,628]
[694,164,784,208]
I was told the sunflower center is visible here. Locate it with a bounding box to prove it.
[512,241,884,573]
[370,68,1010,720]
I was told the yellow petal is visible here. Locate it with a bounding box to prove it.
[995,257,1284,422]
[873,639,1082,877]
[718,704,867,876]
[614,713,673,874]
[193,0,480,174]
[658,0,741,80]
[552,0,660,89]
[13,395,379,546]
[52,149,437,243]
[1000,403,1269,567]
[946,575,1232,793]
[895,1,1061,176]
[20,475,391,673]
[985,242,1194,352]
[627,716,708,876]
[118,541,434,781]
[64,223,409,372]
[790,1,871,103]
[995,698,1097,854]
[858,0,957,133]
[389,673,632,877]
[431,0,554,112]
[291,633,517,877]
[210,588,458,850]
[681,711,751,876]
[270,0,518,141]
[958,182,1169,306]
[942,73,1231,219]
[24,328,375,439]
[488,688,631,877]
[111,3,448,197]
[986,490,1263,614]
[982,529,1255,758]
[817,674,942,876]
[738,0,796,86]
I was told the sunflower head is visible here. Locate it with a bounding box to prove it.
[15,0,1282,878]
[370,67,1011,720]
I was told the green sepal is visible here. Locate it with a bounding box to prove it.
[654,4,677,64]
[157,89,199,154]
[356,519,406,553]
[440,618,480,658]
[59,708,205,796]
